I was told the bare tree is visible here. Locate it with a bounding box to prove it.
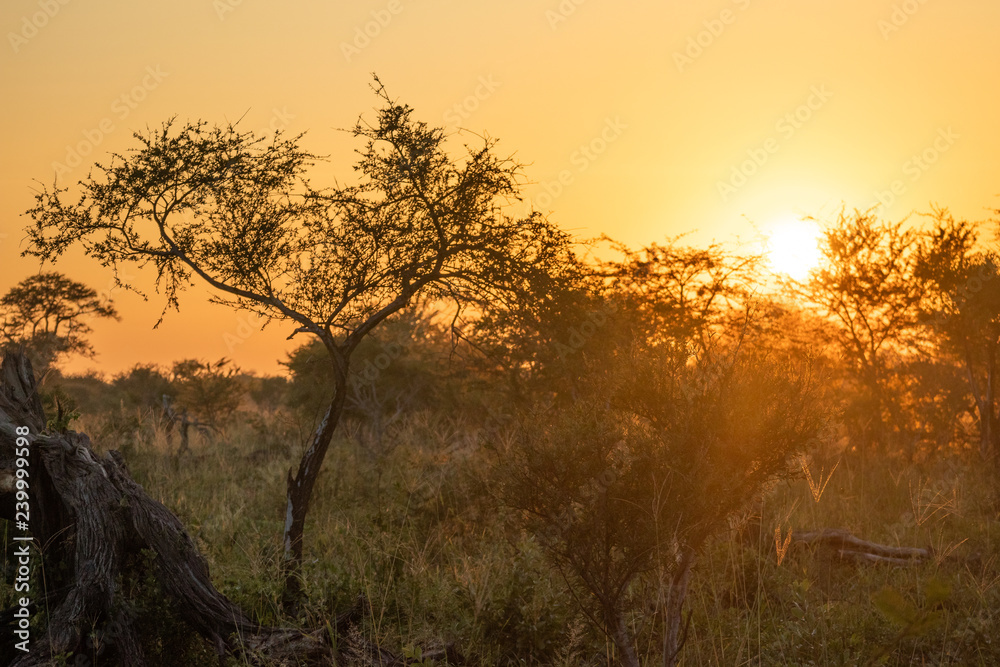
[23,78,576,608]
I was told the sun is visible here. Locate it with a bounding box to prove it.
[762,217,823,281]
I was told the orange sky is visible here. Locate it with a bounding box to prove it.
[1,0,998,377]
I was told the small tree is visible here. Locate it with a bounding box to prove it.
[112,363,173,412]
[915,209,1000,458]
[0,271,118,378]
[805,208,923,449]
[497,237,825,666]
[500,336,828,667]
[24,78,576,608]
[170,357,244,425]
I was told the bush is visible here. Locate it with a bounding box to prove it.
[498,340,830,667]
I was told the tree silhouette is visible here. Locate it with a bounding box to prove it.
[170,358,244,425]
[23,78,576,608]
[0,271,118,379]
[600,236,760,352]
[915,208,1000,458]
[805,208,923,449]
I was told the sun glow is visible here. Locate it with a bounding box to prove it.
[762,217,823,281]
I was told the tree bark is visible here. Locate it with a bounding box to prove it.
[281,368,348,613]
[662,546,695,667]
[0,353,263,664]
[280,301,411,611]
[962,339,998,460]
[608,609,641,667]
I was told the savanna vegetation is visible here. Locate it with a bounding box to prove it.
[2,84,999,665]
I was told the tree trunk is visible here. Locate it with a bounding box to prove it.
[984,343,997,460]
[982,409,997,461]
[281,374,347,613]
[962,340,998,461]
[608,609,641,667]
[0,352,345,665]
[663,546,696,667]
[279,299,413,610]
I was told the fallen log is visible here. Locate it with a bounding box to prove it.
[793,528,931,565]
[0,352,432,666]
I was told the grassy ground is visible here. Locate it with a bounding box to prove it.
[69,407,1000,665]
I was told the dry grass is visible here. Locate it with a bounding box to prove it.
[22,406,1000,665]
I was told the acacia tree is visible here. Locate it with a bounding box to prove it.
[170,358,244,425]
[805,208,924,448]
[915,209,1000,458]
[0,271,119,378]
[24,79,576,608]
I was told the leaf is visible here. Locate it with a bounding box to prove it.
[906,611,943,636]
[873,586,917,627]
[923,576,952,607]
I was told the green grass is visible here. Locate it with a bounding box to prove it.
[59,408,1000,665]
